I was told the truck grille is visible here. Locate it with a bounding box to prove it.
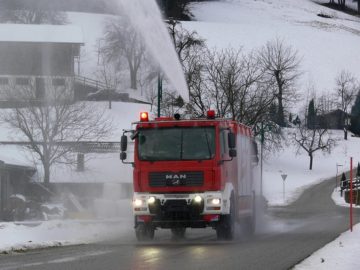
[149,171,204,187]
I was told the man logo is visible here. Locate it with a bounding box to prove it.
[165,174,187,180]
[166,173,186,186]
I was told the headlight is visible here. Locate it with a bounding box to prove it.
[207,198,221,205]
[211,198,221,205]
[148,196,156,204]
[194,195,202,203]
[133,198,143,207]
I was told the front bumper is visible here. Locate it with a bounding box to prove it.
[133,192,224,228]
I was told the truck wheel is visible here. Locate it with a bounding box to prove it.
[171,227,186,240]
[135,224,155,241]
[216,195,235,240]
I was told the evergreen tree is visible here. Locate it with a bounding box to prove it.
[293,115,301,126]
[350,91,360,135]
[307,99,316,129]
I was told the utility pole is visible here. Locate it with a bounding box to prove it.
[259,119,271,197]
[157,73,163,117]
[0,160,4,220]
[260,122,264,197]
[336,163,343,190]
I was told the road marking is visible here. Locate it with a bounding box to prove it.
[0,250,112,270]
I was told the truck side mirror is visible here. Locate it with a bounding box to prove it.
[229,149,237,158]
[120,152,127,161]
[228,132,236,149]
[121,135,128,152]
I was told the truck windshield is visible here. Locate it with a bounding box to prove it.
[138,127,215,161]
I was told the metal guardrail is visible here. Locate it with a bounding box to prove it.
[340,177,360,191]
[75,76,113,91]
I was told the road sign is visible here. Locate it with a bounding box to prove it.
[281,173,288,203]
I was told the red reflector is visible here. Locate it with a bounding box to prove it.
[207,110,216,119]
[140,112,149,122]
[137,215,152,223]
[203,214,220,222]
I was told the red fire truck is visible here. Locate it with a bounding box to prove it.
[120,111,259,240]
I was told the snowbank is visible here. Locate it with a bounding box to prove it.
[0,219,132,254]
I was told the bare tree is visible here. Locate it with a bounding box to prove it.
[1,84,112,185]
[95,39,125,109]
[334,70,358,129]
[293,125,336,170]
[101,17,146,90]
[96,39,122,90]
[258,38,301,127]
[202,48,276,126]
[0,1,67,24]
[203,49,231,118]
[167,20,205,67]
[187,47,283,154]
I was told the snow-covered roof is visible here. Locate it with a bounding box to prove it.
[0,145,34,168]
[0,24,84,44]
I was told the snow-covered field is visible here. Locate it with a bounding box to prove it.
[1,0,360,265]
[187,0,360,101]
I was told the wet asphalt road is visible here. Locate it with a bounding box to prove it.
[0,176,359,270]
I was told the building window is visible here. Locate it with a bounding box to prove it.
[0,77,9,85]
[16,77,30,85]
[52,78,66,86]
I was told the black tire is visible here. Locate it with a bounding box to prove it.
[135,223,155,241]
[216,195,235,240]
[171,227,186,240]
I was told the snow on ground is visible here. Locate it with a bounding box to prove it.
[332,187,360,209]
[0,198,133,253]
[0,218,132,254]
[294,223,360,270]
